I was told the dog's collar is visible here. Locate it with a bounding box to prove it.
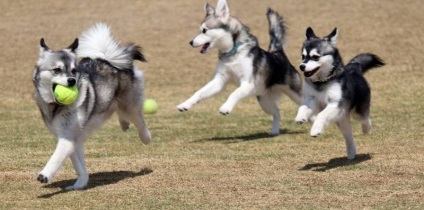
[219,42,243,59]
[312,68,337,83]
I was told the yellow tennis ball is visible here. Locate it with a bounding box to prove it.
[54,85,79,105]
[143,99,158,114]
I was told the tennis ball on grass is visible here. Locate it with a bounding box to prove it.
[54,84,79,105]
[143,99,158,114]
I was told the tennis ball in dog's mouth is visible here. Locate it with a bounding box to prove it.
[143,99,158,114]
[54,84,79,105]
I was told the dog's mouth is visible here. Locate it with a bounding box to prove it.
[200,43,210,54]
[304,67,320,77]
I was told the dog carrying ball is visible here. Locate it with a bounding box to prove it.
[54,85,79,105]
[143,99,158,114]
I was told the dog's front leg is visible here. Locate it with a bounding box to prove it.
[219,82,255,115]
[177,76,226,111]
[37,138,75,185]
[295,96,315,124]
[310,103,343,137]
[67,142,88,190]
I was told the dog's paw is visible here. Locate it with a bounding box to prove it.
[219,104,233,115]
[176,102,193,112]
[64,175,89,191]
[269,129,280,136]
[36,173,50,183]
[295,118,307,125]
[310,126,323,138]
[295,115,308,125]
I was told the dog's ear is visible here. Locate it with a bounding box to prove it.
[67,38,79,52]
[305,27,317,40]
[215,0,230,23]
[324,27,338,46]
[40,38,49,51]
[204,3,215,17]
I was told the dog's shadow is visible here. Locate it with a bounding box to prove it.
[38,167,153,198]
[299,153,372,172]
[196,129,304,143]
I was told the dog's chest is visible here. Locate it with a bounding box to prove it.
[305,81,342,106]
[219,56,254,83]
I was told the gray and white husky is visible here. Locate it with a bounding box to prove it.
[177,0,302,135]
[33,23,151,190]
[295,27,384,159]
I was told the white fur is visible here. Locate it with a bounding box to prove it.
[295,79,358,160]
[35,24,150,190]
[77,23,133,69]
[178,1,302,135]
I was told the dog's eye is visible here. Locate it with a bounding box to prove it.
[52,68,61,74]
[71,68,77,75]
[302,55,305,60]
[202,28,207,34]
[311,55,320,61]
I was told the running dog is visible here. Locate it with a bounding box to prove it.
[177,0,302,135]
[295,27,384,159]
[33,23,151,190]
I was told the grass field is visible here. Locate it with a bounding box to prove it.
[1,0,423,209]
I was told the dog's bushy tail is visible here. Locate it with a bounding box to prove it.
[266,8,286,53]
[77,23,146,70]
[346,53,385,74]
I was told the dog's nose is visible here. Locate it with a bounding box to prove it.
[67,78,76,86]
[189,40,194,46]
[299,64,306,71]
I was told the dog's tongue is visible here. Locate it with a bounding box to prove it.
[304,67,320,77]
[200,43,210,54]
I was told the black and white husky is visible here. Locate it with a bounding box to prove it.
[295,27,384,159]
[33,23,151,190]
[177,0,302,135]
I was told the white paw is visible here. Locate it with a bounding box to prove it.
[65,174,89,191]
[346,145,357,160]
[269,129,280,136]
[310,126,323,137]
[177,101,193,112]
[219,104,233,115]
[36,173,51,184]
[295,116,307,125]
[139,129,151,144]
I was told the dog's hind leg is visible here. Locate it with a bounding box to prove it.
[336,115,356,160]
[257,91,281,135]
[37,138,75,185]
[67,141,88,190]
[122,107,151,144]
[118,114,130,132]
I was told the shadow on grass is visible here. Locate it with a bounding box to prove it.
[196,129,304,143]
[38,167,153,198]
[299,153,372,172]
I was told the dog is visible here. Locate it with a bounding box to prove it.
[295,27,385,159]
[33,23,151,190]
[177,0,302,135]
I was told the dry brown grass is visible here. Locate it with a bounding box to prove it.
[0,0,423,209]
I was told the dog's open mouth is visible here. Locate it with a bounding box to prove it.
[200,43,210,54]
[304,67,320,77]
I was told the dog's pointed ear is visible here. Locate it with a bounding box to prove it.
[40,38,49,51]
[215,0,230,23]
[305,27,317,40]
[204,3,215,17]
[324,27,338,46]
[67,38,79,52]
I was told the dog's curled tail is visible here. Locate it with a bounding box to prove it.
[77,23,146,70]
[266,8,286,53]
[347,53,385,74]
